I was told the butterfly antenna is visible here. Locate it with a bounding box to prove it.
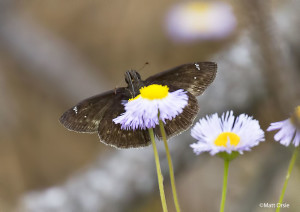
[137,62,150,73]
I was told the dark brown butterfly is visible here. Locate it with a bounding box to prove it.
[60,62,217,148]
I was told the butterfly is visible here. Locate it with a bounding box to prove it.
[60,62,217,148]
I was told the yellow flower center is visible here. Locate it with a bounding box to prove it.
[186,2,210,13]
[131,84,169,100]
[184,2,211,32]
[295,106,300,119]
[214,132,240,147]
[291,105,300,128]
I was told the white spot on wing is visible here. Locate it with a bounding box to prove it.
[84,115,87,118]
[195,63,200,70]
[194,77,197,79]
[73,106,78,114]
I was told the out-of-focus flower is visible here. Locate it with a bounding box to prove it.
[113,84,188,130]
[165,1,236,42]
[190,111,265,156]
[267,106,300,147]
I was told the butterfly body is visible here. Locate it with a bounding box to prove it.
[124,70,146,98]
[60,62,217,148]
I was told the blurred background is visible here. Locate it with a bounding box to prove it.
[0,0,299,211]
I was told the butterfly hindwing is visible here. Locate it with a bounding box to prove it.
[154,88,199,139]
[98,105,151,148]
[145,62,217,97]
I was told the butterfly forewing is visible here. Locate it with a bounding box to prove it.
[145,62,217,96]
[60,87,151,148]
[59,88,129,133]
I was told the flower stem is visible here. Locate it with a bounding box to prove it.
[276,147,299,212]
[159,120,181,212]
[220,159,230,212]
[148,128,168,212]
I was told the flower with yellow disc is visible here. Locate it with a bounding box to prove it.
[165,1,236,42]
[190,110,265,212]
[113,83,189,212]
[113,84,188,130]
[190,111,265,156]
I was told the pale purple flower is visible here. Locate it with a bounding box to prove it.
[113,88,188,130]
[165,1,236,43]
[267,106,300,147]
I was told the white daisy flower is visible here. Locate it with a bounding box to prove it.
[190,111,265,156]
[165,1,236,43]
[113,84,188,130]
[267,106,300,147]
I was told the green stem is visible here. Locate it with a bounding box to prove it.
[159,120,181,212]
[148,128,168,212]
[276,147,299,212]
[220,159,230,212]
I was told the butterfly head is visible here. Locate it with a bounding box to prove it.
[125,70,143,98]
